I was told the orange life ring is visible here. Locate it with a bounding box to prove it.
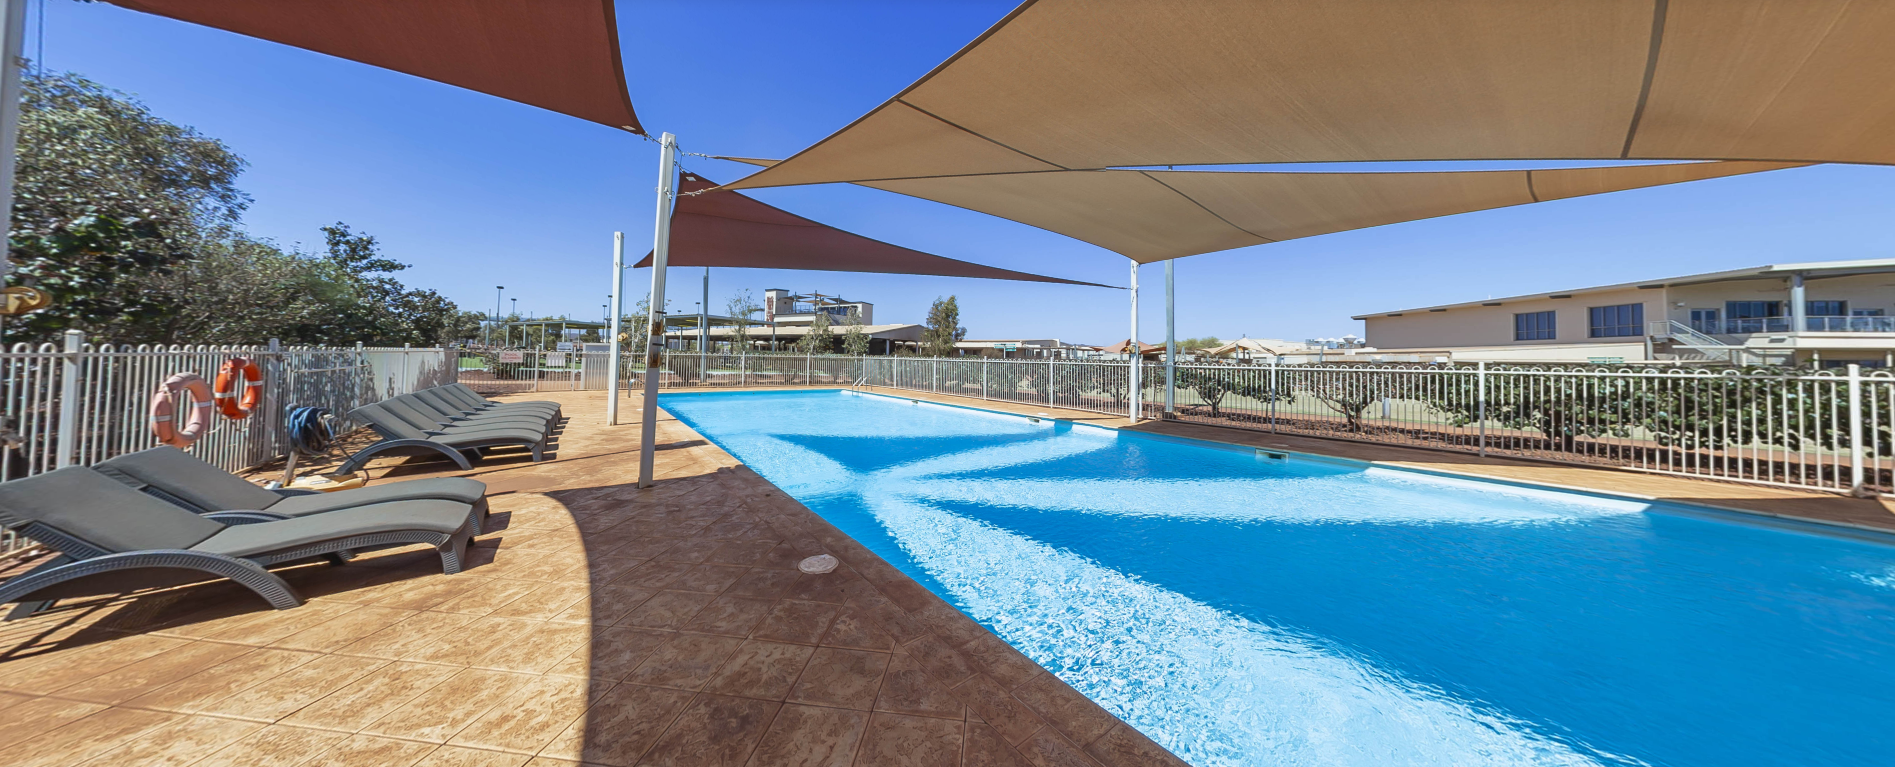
[150,372,215,448]
[213,357,263,419]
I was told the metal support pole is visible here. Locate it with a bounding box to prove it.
[55,329,81,468]
[982,358,988,400]
[1477,361,1488,457]
[1848,363,1865,495]
[700,266,709,382]
[637,133,679,489]
[805,350,811,386]
[606,232,625,424]
[1790,273,1807,335]
[1129,261,1141,422]
[1164,259,1176,417]
[1268,357,1278,433]
[0,0,27,280]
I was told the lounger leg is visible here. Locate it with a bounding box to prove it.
[337,440,476,474]
[6,600,57,621]
[0,550,304,617]
[531,441,545,462]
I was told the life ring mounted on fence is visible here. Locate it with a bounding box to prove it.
[213,357,263,419]
[150,372,215,448]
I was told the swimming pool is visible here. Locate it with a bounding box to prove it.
[662,390,1895,767]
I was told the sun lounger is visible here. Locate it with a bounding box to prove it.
[444,383,561,417]
[95,446,491,534]
[338,401,548,473]
[0,466,480,618]
[389,393,552,434]
[415,388,557,421]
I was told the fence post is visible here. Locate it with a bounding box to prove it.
[740,350,747,387]
[54,329,81,468]
[1049,354,1056,406]
[532,349,542,392]
[805,350,811,387]
[1477,361,1488,457]
[1849,361,1864,492]
[982,359,988,400]
[933,357,939,394]
[1268,357,1278,433]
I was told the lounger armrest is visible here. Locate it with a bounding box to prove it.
[270,488,323,498]
[205,510,292,525]
[0,549,301,611]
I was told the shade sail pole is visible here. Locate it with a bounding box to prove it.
[605,232,625,425]
[1164,260,1175,417]
[637,132,679,489]
[0,0,25,280]
[700,266,709,381]
[1129,261,1141,422]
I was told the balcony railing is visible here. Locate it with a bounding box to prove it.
[1688,316,1895,335]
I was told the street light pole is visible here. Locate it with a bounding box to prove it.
[637,132,680,489]
[606,232,626,425]
[490,286,504,346]
[0,0,27,280]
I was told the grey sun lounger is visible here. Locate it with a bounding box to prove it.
[411,389,555,426]
[390,393,552,434]
[420,387,558,420]
[95,446,492,534]
[338,401,548,473]
[444,383,561,416]
[0,466,480,619]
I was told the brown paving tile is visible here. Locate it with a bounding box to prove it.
[550,625,672,680]
[855,712,963,767]
[952,674,1048,747]
[669,564,749,594]
[406,615,542,666]
[1011,674,1119,748]
[489,582,592,621]
[619,590,716,630]
[613,559,695,589]
[780,571,864,605]
[362,668,533,743]
[199,601,365,646]
[705,539,779,566]
[743,703,867,767]
[284,661,461,732]
[0,696,107,749]
[1083,723,1190,767]
[193,723,351,767]
[639,692,779,767]
[724,568,800,600]
[899,635,976,688]
[751,601,840,645]
[412,745,532,766]
[50,639,252,704]
[821,604,897,653]
[562,583,658,625]
[960,633,1043,691]
[757,542,809,570]
[682,595,775,637]
[123,647,322,714]
[303,733,437,767]
[198,653,389,721]
[77,713,263,767]
[874,653,964,720]
[371,576,490,611]
[473,621,592,673]
[855,600,928,645]
[0,633,186,694]
[333,610,480,660]
[542,682,693,765]
[912,602,987,650]
[655,538,724,563]
[704,640,817,701]
[962,721,1031,767]
[271,605,423,653]
[1014,726,1102,767]
[11,706,177,767]
[431,579,547,616]
[449,675,606,754]
[607,537,690,560]
[561,555,651,585]
[625,633,745,690]
[786,647,889,711]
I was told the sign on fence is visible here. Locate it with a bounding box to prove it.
[555,342,574,351]
[499,351,524,363]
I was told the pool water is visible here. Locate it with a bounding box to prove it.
[662,390,1895,767]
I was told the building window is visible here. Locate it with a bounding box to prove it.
[1725,300,1782,319]
[1514,311,1555,341]
[1588,303,1643,338]
[1807,300,1848,316]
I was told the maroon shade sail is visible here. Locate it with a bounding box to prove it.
[634,173,1113,288]
[106,0,642,132]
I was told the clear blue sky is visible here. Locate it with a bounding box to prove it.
[39,0,1895,345]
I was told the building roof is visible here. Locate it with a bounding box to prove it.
[664,323,922,339]
[1352,258,1895,319]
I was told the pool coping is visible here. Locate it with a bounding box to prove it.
[666,388,1895,547]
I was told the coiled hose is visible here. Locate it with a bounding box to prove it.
[284,406,335,457]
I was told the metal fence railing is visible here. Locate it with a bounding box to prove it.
[528,351,1892,498]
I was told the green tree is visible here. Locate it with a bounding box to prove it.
[797,312,834,354]
[725,290,759,352]
[840,307,871,355]
[923,296,966,357]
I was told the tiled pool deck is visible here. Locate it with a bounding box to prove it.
[2,385,1889,766]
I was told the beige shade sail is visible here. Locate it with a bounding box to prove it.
[106,0,642,132]
[728,158,1804,262]
[729,0,1893,190]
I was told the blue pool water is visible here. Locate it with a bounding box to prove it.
[662,390,1895,767]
